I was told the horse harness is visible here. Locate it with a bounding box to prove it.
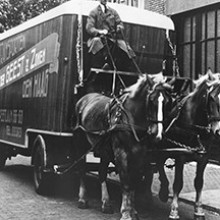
[164,87,220,154]
[76,91,161,145]
[107,94,148,142]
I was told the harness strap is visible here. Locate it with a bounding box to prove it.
[208,116,220,122]
[76,122,147,141]
[164,135,207,154]
[165,95,188,133]
[109,95,144,142]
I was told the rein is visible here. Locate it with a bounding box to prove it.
[108,94,147,142]
[164,86,220,154]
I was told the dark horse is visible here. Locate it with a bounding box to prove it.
[74,74,172,220]
[157,70,220,220]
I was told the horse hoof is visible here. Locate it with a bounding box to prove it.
[120,211,139,220]
[168,217,180,220]
[102,203,114,214]
[194,214,205,220]
[168,210,180,220]
[159,187,169,202]
[134,212,140,220]
[194,207,205,220]
[78,200,89,209]
[120,216,132,220]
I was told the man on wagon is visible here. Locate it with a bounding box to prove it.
[86,0,135,71]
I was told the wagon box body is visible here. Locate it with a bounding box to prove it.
[0,18,74,143]
[0,0,175,192]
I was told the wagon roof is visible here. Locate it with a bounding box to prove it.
[0,0,174,41]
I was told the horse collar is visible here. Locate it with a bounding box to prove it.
[108,95,127,124]
[107,94,149,142]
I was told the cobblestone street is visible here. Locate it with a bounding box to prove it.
[0,156,121,220]
[0,156,219,220]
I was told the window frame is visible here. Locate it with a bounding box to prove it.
[174,3,220,79]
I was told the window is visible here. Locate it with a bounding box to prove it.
[179,15,196,79]
[176,5,220,80]
[107,0,139,7]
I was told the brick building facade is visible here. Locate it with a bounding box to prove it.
[145,0,165,14]
[93,0,166,14]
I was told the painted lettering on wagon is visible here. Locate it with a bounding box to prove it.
[6,125,22,138]
[0,47,46,89]
[0,35,25,65]
[0,33,59,91]
[0,109,23,138]
[22,68,49,98]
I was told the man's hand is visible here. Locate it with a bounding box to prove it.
[98,29,108,35]
[116,25,123,33]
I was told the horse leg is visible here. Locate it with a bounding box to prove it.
[78,158,89,209]
[99,158,113,214]
[135,163,153,207]
[157,157,170,202]
[194,158,208,220]
[115,149,139,220]
[169,157,184,220]
[121,190,137,220]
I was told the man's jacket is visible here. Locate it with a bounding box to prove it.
[86,4,134,57]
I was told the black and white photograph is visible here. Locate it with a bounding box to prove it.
[0,0,220,219]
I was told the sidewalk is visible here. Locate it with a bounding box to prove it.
[151,161,220,214]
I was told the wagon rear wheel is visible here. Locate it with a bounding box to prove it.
[0,145,7,171]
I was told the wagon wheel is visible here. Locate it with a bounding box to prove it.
[0,145,7,171]
[33,136,53,195]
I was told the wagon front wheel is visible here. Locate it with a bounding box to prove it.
[33,149,44,192]
[32,135,54,195]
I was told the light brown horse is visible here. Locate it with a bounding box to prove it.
[74,74,172,220]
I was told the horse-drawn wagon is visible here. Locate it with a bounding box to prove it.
[0,0,174,193]
[1,1,220,220]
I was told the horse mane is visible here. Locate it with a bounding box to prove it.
[193,69,220,88]
[149,72,167,84]
[189,70,220,98]
[123,72,170,99]
[124,74,148,98]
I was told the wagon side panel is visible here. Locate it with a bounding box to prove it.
[0,14,78,148]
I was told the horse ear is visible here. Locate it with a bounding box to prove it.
[148,72,167,84]
[125,74,148,98]
[207,78,220,87]
[207,68,214,80]
[167,77,176,86]
[146,74,154,88]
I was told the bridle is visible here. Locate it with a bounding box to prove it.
[205,85,220,124]
[164,83,220,154]
[166,84,220,133]
[108,85,170,142]
[146,86,170,125]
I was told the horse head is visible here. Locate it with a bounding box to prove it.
[124,72,172,142]
[146,73,173,141]
[191,70,220,135]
